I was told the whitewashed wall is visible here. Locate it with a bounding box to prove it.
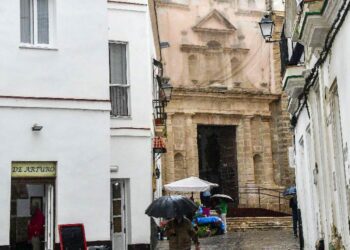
[318,12,350,248]
[0,0,109,100]
[108,1,154,246]
[294,108,320,249]
[0,107,111,245]
[292,12,350,249]
[272,0,284,12]
[0,0,111,246]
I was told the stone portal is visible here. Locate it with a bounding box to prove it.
[197,125,239,207]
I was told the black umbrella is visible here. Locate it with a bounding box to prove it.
[145,195,198,218]
[210,194,234,202]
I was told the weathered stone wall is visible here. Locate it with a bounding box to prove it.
[270,13,295,186]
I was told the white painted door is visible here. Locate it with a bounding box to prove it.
[112,181,126,250]
[44,184,54,250]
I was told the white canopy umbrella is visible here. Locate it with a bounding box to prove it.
[164,176,219,192]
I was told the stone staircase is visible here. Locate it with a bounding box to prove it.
[226,216,293,231]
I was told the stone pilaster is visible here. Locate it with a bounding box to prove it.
[184,113,197,176]
[242,116,255,184]
[261,119,276,186]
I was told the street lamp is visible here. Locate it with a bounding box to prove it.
[259,14,277,43]
[160,77,173,103]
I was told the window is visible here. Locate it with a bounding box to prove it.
[20,0,51,45]
[109,43,130,117]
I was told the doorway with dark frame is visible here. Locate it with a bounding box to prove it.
[10,178,55,250]
[197,125,239,207]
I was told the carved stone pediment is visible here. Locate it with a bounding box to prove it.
[192,9,236,34]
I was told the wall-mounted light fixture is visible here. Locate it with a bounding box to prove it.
[160,42,170,49]
[259,14,280,43]
[160,77,173,103]
[111,165,119,173]
[32,124,43,131]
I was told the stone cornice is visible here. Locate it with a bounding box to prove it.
[171,87,280,101]
[234,9,265,17]
[166,111,273,120]
[180,44,249,54]
[192,27,235,34]
[155,0,189,10]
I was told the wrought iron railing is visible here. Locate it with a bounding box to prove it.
[238,186,289,212]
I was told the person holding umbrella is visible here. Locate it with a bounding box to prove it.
[145,195,200,250]
[218,198,228,233]
[283,186,298,238]
[211,194,233,233]
[289,195,299,238]
[165,215,200,250]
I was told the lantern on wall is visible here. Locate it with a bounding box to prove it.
[259,14,275,41]
[160,77,173,103]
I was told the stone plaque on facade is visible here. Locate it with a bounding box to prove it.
[11,161,56,178]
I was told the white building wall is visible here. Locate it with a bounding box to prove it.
[110,136,152,244]
[0,0,111,246]
[0,0,109,100]
[327,12,350,167]
[294,108,319,249]
[291,10,350,250]
[0,107,111,245]
[312,12,350,248]
[108,1,154,246]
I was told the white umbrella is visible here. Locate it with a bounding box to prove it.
[164,176,218,192]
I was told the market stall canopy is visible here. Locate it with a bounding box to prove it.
[164,176,219,192]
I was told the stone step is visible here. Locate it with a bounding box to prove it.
[226,216,293,231]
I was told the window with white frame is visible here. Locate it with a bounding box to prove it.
[109,42,130,117]
[20,0,51,45]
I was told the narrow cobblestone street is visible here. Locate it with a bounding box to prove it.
[156,229,300,250]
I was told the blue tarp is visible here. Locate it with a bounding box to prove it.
[196,216,225,231]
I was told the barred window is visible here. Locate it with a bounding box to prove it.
[109,43,130,117]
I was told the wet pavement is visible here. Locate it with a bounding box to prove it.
[156,229,300,250]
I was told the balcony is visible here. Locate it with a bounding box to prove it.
[283,66,305,98]
[291,0,344,49]
[287,97,300,114]
[283,66,305,115]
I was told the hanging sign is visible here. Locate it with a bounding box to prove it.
[11,161,56,178]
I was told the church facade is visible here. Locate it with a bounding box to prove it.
[156,0,294,211]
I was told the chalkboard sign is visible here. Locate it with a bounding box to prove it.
[58,224,87,250]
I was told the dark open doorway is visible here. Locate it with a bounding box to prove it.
[10,179,55,250]
[197,125,239,207]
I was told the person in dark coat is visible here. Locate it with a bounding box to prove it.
[165,216,200,250]
[289,195,298,237]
